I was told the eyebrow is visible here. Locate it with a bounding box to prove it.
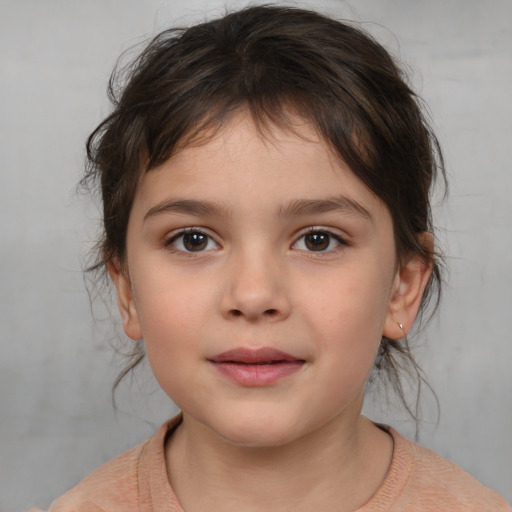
[143,195,372,222]
[277,196,373,221]
[144,199,230,222]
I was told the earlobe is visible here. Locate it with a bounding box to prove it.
[383,237,433,340]
[107,259,143,340]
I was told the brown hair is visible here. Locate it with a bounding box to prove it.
[84,4,445,416]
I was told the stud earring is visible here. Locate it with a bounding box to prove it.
[397,322,405,334]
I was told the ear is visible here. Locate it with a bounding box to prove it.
[107,259,143,340]
[383,234,434,340]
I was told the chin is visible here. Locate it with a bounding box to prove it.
[211,412,304,448]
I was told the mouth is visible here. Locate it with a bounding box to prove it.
[208,347,306,386]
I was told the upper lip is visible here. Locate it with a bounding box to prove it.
[209,347,303,364]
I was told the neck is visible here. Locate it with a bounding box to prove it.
[165,413,393,512]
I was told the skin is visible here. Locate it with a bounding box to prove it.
[110,112,432,511]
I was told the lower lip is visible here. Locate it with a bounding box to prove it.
[210,361,305,386]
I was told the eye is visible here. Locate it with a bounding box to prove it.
[167,229,219,253]
[293,229,345,252]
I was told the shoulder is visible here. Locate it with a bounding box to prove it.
[378,428,510,511]
[39,415,183,512]
[44,441,145,512]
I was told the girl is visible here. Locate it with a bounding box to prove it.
[35,5,509,511]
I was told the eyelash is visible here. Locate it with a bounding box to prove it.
[164,227,348,255]
[292,227,348,254]
[164,228,219,254]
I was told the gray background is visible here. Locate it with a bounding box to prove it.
[1,0,511,510]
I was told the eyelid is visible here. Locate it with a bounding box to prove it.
[296,225,349,240]
[291,226,349,252]
[162,225,348,255]
[164,227,221,253]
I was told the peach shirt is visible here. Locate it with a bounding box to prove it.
[33,415,510,512]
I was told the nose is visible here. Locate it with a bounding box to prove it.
[220,249,291,322]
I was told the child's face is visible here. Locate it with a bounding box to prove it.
[112,112,421,447]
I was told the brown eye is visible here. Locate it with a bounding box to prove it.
[304,232,330,251]
[182,232,208,251]
[168,230,219,253]
[292,229,344,253]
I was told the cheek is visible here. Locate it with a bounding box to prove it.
[301,264,392,338]
[131,274,214,373]
[139,294,209,407]
[297,259,393,385]
[134,267,212,330]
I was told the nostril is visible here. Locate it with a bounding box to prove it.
[227,308,280,319]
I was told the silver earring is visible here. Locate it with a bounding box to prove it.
[398,322,405,333]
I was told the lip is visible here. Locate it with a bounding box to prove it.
[208,347,305,386]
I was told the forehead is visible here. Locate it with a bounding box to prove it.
[132,111,389,222]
